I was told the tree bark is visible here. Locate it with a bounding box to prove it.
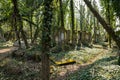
[41,0,53,80]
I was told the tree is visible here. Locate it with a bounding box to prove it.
[11,0,29,48]
[83,0,120,65]
[100,0,115,48]
[25,0,34,42]
[59,0,66,48]
[41,0,53,80]
[59,0,64,29]
[70,0,75,45]
[24,0,43,43]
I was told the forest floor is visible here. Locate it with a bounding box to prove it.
[0,47,18,61]
[0,42,119,80]
[64,48,120,80]
[50,47,108,80]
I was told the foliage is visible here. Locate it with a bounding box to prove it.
[110,0,120,18]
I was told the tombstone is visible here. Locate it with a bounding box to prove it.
[73,31,77,45]
[61,32,64,41]
[55,35,59,44]
[13,40,26,49]
[86,32,92,43]
[58,28,66,45]
[66,30,71,43]
[77,31,82,45]
[50,32,57,47]
[81,31,86,43]
[81,31,92,45]
[115,26,120,37]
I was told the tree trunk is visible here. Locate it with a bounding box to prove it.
[118,50,120,65]
[93,17,97,43]
[12,0,29,49]
[12,0,21,48]
[29,15,33,43]
[0,26,6,41]
[41,0,53,80]
[106,0,112,48]
[79,4,84,47]
[83,0,120,65]
[70,0,75,45]
[83,0,120,48]
[59,0,64,28]
[59,0,66,51]
[19,14,29,48]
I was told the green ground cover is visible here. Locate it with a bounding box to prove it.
[65,49,120,80]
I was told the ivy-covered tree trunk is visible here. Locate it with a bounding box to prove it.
[70,0,75,45]
[79,3,85,47]
[41,0,53,80]
[59,0,64,29]
[59,0,66,51]
[83,0,120,65]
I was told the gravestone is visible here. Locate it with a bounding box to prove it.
[66,30,70,43]
[13,40,26,49]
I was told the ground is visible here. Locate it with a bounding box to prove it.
[0,42,119,80]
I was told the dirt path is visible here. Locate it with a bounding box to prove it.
[51,49,108,80]
[0,47,18,61]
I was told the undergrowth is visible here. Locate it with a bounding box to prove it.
[65,49,120,80]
